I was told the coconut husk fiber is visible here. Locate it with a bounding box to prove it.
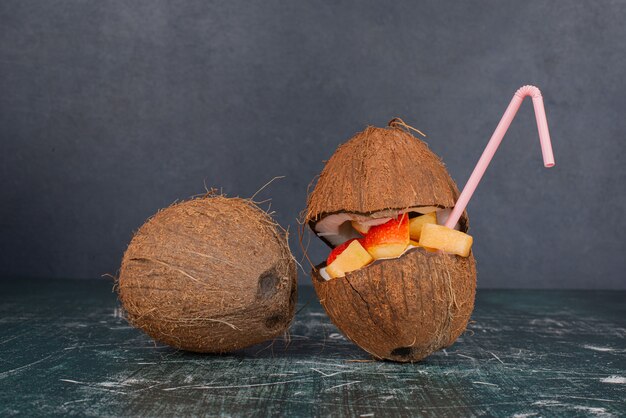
[306,119,468,231]
[312,248,476,362]
[117,196,297,353]
[305,120,477,362]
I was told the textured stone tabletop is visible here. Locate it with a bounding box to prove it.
[0,279,624,417]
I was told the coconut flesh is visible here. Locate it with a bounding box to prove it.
[306,121,477,362]
[117,196,297,353]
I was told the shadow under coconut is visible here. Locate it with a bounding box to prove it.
[140,286,473,362]
[150,291,370,361]
[112,288,365,362]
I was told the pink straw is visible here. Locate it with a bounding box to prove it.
[444,85,555,229]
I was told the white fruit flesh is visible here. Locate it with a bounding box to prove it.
[351,220,370,235]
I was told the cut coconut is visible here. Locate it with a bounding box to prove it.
[305,121,476,362]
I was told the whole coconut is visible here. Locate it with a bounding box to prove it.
[305,120,476,362]
[117,195,297,353]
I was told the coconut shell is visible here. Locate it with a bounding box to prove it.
[306,121,477,362]
[312,248,476,362]
[117,196,297,353]
[306,123,468,234]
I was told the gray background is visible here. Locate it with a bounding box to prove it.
[1,1,625,288]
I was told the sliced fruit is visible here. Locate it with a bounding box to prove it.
[326,240,374,279]
[410,239,438,252]
[409,212,437,241]
[419,223,473,257]
[361,215,410,260]
[327,238,357,265]
[367,243,407,259]
[351,220,370,235]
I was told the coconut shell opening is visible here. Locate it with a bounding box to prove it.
[315,207,467,280]
[312,206,465,249]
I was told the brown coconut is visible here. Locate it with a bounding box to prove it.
[306,120,476,362]
[117,195,297,353]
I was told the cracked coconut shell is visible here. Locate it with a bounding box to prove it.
[117,196,297,353]
[306,121,476,362]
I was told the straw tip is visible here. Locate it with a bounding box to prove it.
[544,162,555,168]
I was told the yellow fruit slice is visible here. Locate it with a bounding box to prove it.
[365,243,408,260]
[326,240,374,279]
[409,212,437,241]
[419,223,473,257]
[410,240,438,253]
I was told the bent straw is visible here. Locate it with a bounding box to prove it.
[444,85,555,229]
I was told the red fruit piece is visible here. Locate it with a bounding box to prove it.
[327,239,358,265]
[361,214,410,259]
